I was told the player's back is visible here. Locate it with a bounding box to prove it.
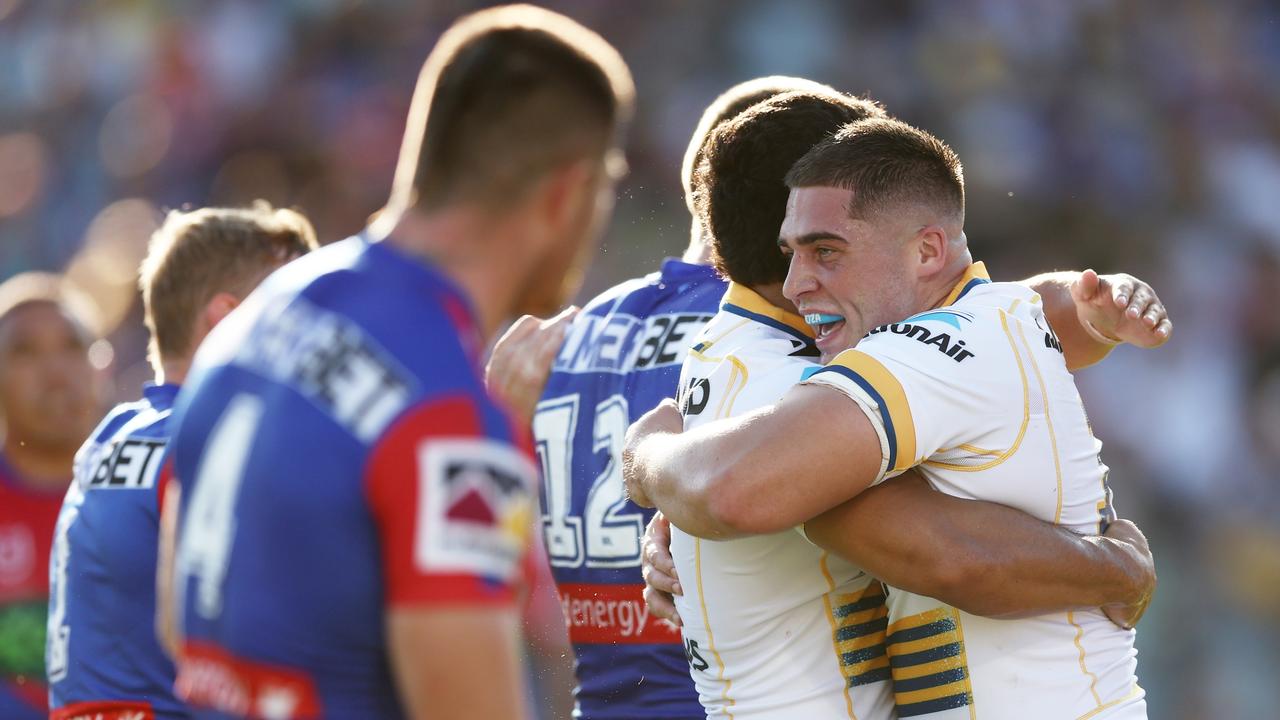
[172,235,534,719]
[47,384,184,718]
[670,284,894,720]
[810,266,1143,719]
[536,258,722,718]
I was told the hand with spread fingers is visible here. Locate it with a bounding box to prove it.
[485,306,578,425]
[1071,269,1172,348]
[641,512,683,628]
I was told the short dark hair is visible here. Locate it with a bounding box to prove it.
[681,76,837,218]
[785,117,964,224]
[400,5,634,212]
[698,90,886,286]
[0,272,96,338]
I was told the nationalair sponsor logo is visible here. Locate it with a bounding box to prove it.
[867,310,975,363]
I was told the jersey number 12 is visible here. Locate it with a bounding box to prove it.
[535,393,644,568]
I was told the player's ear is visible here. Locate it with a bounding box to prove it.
[534,157,596,242]
[913,224,949,278]
[197,291,242,342]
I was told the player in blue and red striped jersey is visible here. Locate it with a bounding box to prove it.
[161,6,634,719]
[527,76,838,719]
[46,205,317,720]
[0,273,99,720]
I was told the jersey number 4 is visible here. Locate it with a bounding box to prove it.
[177,393,265,619]
[535,393,643,568]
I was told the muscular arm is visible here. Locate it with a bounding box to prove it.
[623,385,883,539]
[804,472,1155,622]
[388,606,529,720]
[1024,270,1171,371]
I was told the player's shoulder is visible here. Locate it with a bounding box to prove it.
[580,258,723,319]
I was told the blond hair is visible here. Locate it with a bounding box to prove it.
[138,202,317,365]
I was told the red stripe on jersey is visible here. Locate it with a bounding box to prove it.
[154,457,174,515]
[557,583,683,645]
[176,641,322,720]
[364,395,528,607]
[51,699,154,720]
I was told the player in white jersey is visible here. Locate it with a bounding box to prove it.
[627,117,1161,719]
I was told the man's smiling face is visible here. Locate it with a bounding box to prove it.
[779,186,921,362]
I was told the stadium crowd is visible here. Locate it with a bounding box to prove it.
[0,1,1278,718]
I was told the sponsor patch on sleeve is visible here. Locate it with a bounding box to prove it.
[415,438,535,582]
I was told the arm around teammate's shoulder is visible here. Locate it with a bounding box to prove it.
[623,384,885,540]
[804,474,1156,622]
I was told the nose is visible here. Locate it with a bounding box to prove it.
[783,253,817,304]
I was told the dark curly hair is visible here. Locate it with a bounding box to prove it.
[697,90,885,286]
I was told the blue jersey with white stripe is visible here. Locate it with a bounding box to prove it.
[537,258,724,719]
[170,235,536,720]
[47,383,185,719]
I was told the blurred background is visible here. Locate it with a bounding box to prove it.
[1,0,1277,716]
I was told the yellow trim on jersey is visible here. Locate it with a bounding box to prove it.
[937,443,1003,457]
[689,318,751,363]
[1067,611,1103,707]
[1076,683,1143,720]
[1016,320,1066,523]
[720,355,750,419]
[825,350,917,475]
[818,553,859,719]
[694,538,736,717]
[923,309,1030,473]
[722,282,815,338]
[937,261,991,307]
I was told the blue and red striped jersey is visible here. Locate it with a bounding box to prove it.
[170,235,537,719]
[536,258,724,719]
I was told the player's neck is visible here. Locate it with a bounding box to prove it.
[921,245,975,310]
[383,207,526,344]
[749,282,797,314]
[2,434,74,489]
[681,224,714,265]
[157,358,188,387]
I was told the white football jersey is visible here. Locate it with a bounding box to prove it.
[671,283,897,720]
[803,263,1146,720]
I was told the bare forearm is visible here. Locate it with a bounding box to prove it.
[805,475,1144,618]
[628,430,738,539]
[1024,272,1113,370]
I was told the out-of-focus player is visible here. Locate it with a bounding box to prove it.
[46,205,316,720]
[631,92,1165,719]
[162,6,633,719]
[519,75,838,719]
[627,118,1154,718]
[0,273,99,720]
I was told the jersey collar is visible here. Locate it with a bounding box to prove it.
[721,282,816,342]
[936,261,991,308]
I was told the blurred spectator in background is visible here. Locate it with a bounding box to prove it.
[0,272,99,720]
[0,1,1277,717]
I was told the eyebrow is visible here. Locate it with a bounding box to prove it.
[777,232,848,249]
